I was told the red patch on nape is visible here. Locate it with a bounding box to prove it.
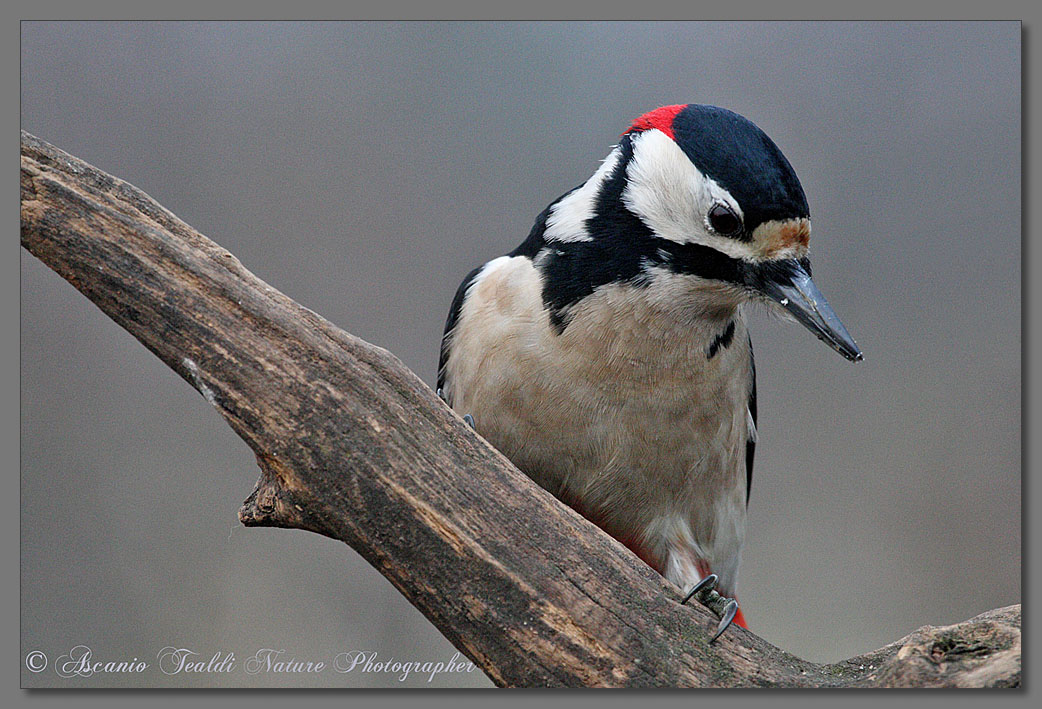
[624,104,687,140]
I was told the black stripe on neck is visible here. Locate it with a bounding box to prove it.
[706,320,736,359]
[535,135,658,331]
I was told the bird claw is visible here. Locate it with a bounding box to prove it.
[437,388,475,429]
[681,573,718,605]
[711,599,740,644]
[681,573,740,644]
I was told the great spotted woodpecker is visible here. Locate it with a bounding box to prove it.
[438,104,861,641]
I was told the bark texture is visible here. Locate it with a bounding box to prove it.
[20,131,1021,688]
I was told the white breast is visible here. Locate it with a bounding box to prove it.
[442,255,754,596]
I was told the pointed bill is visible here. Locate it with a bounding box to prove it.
[759,262,863,362]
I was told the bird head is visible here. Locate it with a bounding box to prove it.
[516,103,862,362]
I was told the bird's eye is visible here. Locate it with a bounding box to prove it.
[708,204,743,237]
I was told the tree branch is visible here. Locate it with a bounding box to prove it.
[19,131,1020,688]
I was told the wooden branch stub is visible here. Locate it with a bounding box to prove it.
[874,605,1020,688]
[20,130,1021,688]
[239,452,314,531]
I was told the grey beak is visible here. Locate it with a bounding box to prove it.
[757,261,863,362]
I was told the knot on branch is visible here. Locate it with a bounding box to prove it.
[239,452,310,530]
[875,605,1021,688]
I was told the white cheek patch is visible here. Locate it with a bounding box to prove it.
[543,147,622,243]
[622,129,707,243]
[622,130,766,262]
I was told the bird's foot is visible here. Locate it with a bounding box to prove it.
[436,389,476,429]
[681,574,740,644]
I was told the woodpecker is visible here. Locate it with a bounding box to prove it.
[438,104,861,641]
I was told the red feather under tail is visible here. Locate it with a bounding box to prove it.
[732,604,748,629]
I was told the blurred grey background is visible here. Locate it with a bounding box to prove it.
[20,21,1019,687]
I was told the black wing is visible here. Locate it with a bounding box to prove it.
[745,336,757,506]
[437,265,484,399]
